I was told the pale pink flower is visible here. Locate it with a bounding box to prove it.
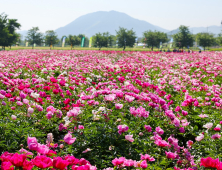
[203,122,213,129]
[195,133,204,141]
[199,114,208,118]
[104,94,116,101]
[11,115,17,120]
[115,103,123,109]
[125,135,134,142]
[125,95,135,103]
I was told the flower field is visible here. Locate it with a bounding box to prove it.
[0,50,222,170]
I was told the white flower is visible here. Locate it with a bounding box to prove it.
[63,116,69,122]
[41,68,47,72]
[98,107,106,111]
[30,92,40,99]
[203,123,213,129]
[124,81,130,86]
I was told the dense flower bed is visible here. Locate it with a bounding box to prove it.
[0,50,222,169]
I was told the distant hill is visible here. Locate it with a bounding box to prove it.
[17,11,222,39]
[17,30,28,40]
[168,25,222,36]
[55,11,169,38]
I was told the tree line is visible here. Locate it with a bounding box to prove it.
[1,13,222,51]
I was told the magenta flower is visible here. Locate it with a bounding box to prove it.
[155,126,164,135]
[144,125,152,132]
[64,133,76,145]
[165,151,177,159]
[27,137,38,151]
[211,134,221,139]
[117,125,129,135]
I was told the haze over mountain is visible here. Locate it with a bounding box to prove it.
[17,11,222,39]
[55,11,169,38]
[168,25,222,36]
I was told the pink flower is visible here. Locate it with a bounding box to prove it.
[211,134,221,139]
[27,107,34,114]
[19,148,33,156]
[115,103,123,109]
[214,127,221,131]
[200,157,219,168]
[195,133,204,141]
[11,115,17,120]
[125,135,134,142]
[78,125,84,129]
[179,127,185,133]
[112,157,125,166]
[154,139,170,147]
[186,140,193,149]
[175,106,181,112]
[182,110,188,116]
[46,112,53,119]
[154,139,171,147]
[144,125,152,132]
[155,126,164,135]
[64,133,76,145]
[82,148,91,153]
[117,125,129,134]
[125,95,135,102]
[53,157,69,170]
[140,154,155,161]
[27,137,38,151]
[46,106,56,113]
[37,144,50,154]
[10,153,27,167]
[104,94,116,101]
[165,151,177,159]
[198,114,208,118]
[140,160,147,169]
[32,155,53,169]
[1,161,14,170]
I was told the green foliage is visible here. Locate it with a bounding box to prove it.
[216,33,222,46]
[92,32,114,49]
[173,25,194,49]
[0,13,21,50]
[45,30,59,48]
[26,27,43,49]
[196,32,216,50]
[116,27,136,50]
[143,31,169,50]
[67,35,81,49]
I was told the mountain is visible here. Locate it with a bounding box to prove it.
[168,25,222,36]
[55,10,169,38]
[17,30,28,40]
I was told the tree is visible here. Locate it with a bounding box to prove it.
[196,33,216,51]
[45,30,59,49]
[67,35,81,49]
[216,33,222,46]
[143,31,168,51]
[0,13,21,50]
[92,32,114,50]
[7,19,21,48]
[26,27,43,49]
[116,27,136,50]
[173,25,194,49]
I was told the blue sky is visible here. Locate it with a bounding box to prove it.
[1,0,222,32]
